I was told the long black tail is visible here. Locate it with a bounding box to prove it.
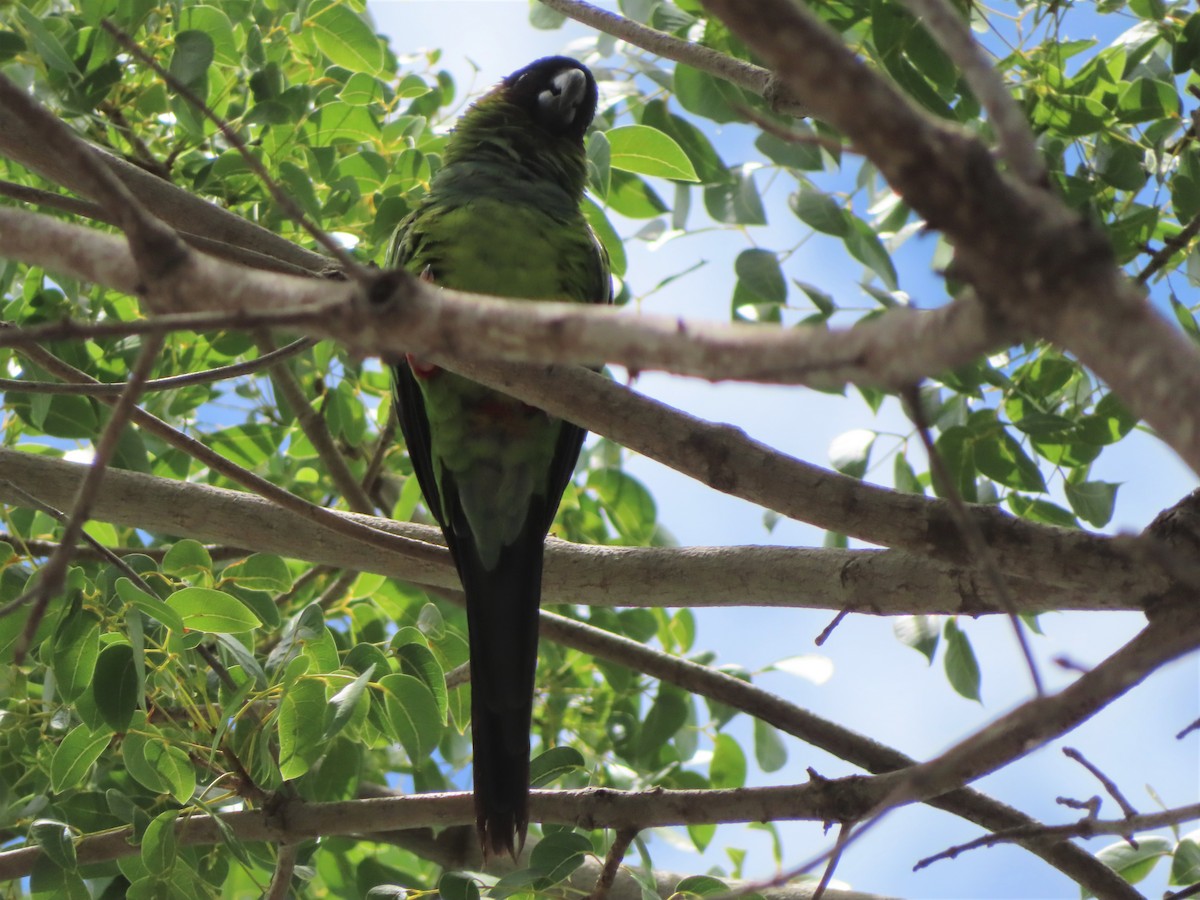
[453,519,546,859]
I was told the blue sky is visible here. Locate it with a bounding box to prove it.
[368,4,1199,897]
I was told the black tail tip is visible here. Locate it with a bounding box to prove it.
[477,810,527,861]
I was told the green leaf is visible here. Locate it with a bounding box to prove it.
[844,217,899,289]
[582,196,628,278]
[143,741,195,804]
[1093,835,1172,890]
[165,587,262,634]
[943,619,981,701]
[894,615,940,663]
[756,130,824,171]
[52,605,101,703]
[178,5,238,66]
[121,718,167,793]
[893,453,925,495]
[140,810,179,876]
[51,724,112,792]
[1169,835,1200,885]
[1008,494,1079,528]
[324,665,373,741]
[529,830,590,884]
[1065,480,1120,528]
[932,426,977,502]
[605,169,668,219]
[829,429,876,479]
[309,0,384,74]
[1116,77,1178,123]
[709,732,747,788]
[29,857,89,899]
[529,746,585,787]
[437,872,480,900]
[588,468,657,544]
[606,125,699,181]
[9,393,99,439]
[734,249,787,304]
[586,130,611,199]
[753,719,787,773]
[1078,394,1137,445]
[1175,14,1200,73]
[380,673,443,763]
[92,642,139,733]
[162,539,213,578]
[974,431,1047,492]
[394,642,448,722]
[278,676,328,779]
[222,554,293,592]
[637,684,690,763]
[30,819,77,872]
[790,186,848,236]
[675,875,731,897]
[15,7,77,74]
[674,64,741,123]
[169,31,214,91]
[642,100,727,183]
[704,164,766,225]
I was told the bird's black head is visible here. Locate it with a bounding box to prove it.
[501,56,598,142]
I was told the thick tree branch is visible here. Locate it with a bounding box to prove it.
[6,340,445,571]
[0,105,329,275]
[0,448,1151,614]
[451,360,1162,604]
[0,204,1012,389]
[0,783,885,883]
[697,0,1200,479]
[897,0,1044,185]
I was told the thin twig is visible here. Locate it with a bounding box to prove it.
[903,385,1044,696]
[898,0,1045,186]
[0,482,158,599]
[0,533,246,563]
[587,828,637,900]
[0,310,319,350]
[265,841,298,900]
[362,403,398,516]
[814,607,852,646]
[1165,882,1200,900]
[11,333,164,660]
[537,0,809,116]
[810,822,853,900]
[8,341,447,569]
[1137,208,1200,283]
[257,333,374,513]
[0,73,187,280]
[914,801,1200,870]
[0,337,314,395]
[1062,747,1138,818]
[733,104,856,156]
[101,21,364,278]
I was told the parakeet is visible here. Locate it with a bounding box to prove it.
[387,56,610,858]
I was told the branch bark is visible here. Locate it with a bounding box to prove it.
[0,204,1012,389]
[695,0,1200,479]
[0,448,1153,614]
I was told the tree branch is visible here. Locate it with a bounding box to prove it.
[0,448,1153,614]
[537,0,809,117]
[0,201,1013,389]
[696,0,1200,479]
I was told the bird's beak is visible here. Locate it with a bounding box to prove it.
[537,68,589,130]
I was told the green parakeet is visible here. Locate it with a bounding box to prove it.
[387,57,610,857]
